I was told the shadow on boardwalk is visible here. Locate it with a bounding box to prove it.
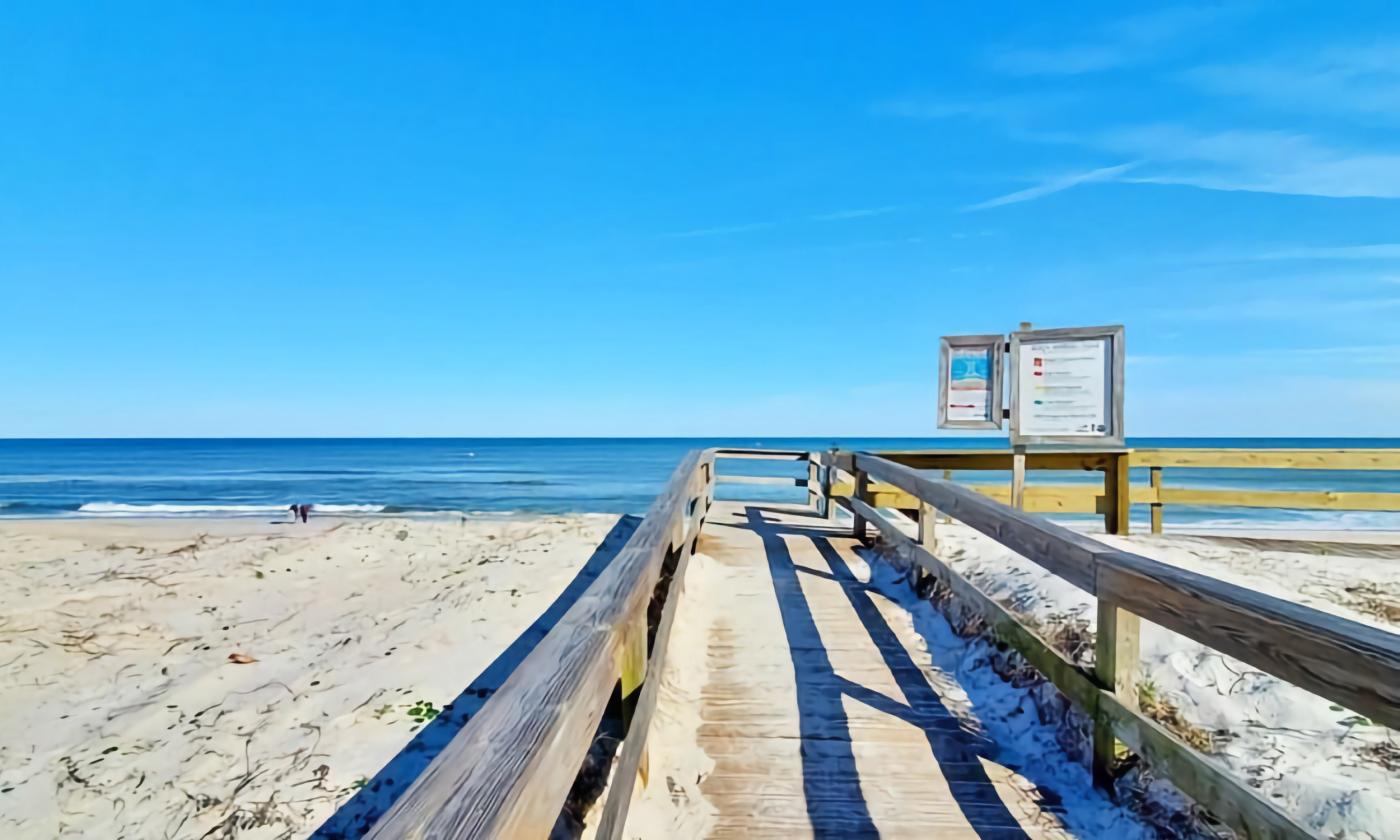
[311,515,640,839]
[745,506,1036,839]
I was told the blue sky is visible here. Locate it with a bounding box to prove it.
[3,2,1399,437]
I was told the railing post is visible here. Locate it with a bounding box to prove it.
[822,448,837,521]
[917,500,937,585]
[852,466,869,542]
[1011,448,1027,510]
[806,455,819,512]
[1149,466,1163,534]
[1092,598,1140,792]
[1103,451,1131,535]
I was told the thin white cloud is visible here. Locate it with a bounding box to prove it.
[1253,244,1400,261]
[661,222,776,239]
[1098,125,1400,199]
[810,206,900,222]
[962,162,1139,212]
[1169,295,1400,320]
[990,5,1238,75]
[1184,43,1400,118]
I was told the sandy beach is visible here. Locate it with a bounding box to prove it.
[0,514,629,839]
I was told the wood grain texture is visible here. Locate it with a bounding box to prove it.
[853,455,1106,593]
[1096,553,1400,731]
[594,498,710,840]
[715,474,807,486]
[1131,448,1400,470]
[364,450,713,840]
[714,449,810,461]
[1157,487,1400,512]
[1092,600,1139,790]
[830,480,1158,514]
[679,502,1075,838]
[874,449,1124,472]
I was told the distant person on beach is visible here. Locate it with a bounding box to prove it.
[288,504,299,523]
[299,503,311,523]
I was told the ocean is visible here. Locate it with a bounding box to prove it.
[1,437,1398,530]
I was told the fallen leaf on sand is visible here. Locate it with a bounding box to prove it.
[227,652,258,664]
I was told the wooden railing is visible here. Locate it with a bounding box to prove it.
[365,449,716,839]
[827,450,1400,840]
[828,447,1400,535]
[1133,448,1400,533]
[363,448,811,840]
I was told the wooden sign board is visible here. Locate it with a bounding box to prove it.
[1009,325,1125,446]
[938,334,1005,430]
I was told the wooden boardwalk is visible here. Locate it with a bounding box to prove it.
[687,501,1067,838]
[364,448,1397,840]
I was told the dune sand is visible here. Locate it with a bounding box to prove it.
[0,514,625,839]
[914,522,1400,838]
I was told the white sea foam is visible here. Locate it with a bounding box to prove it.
[76,502,387,517]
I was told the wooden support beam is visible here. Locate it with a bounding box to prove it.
[876,449,1124,472]
[1092,599,1140,791]
[714,474,806,486]
[1011,449,1026,511]
[1131,448,1400,470]
[918,500,937,554]
[821,454,837,521]
[1157,487,1400,512]
[1104,451,1131,536]
[1149,467,1164,534]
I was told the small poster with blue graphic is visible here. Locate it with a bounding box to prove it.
[939,334,1004,429]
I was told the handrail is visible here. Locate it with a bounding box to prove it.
[856,447,1400,533]
[364,449,715,839]
[851,452,1400,729]
[1132,448,1400,470]
[835,450,1400,839]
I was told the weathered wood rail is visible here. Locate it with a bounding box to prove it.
[828,447,1400,534]
[364,449,719,839]
[827,449,1400,840]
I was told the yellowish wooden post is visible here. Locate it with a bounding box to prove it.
[918,500,937,553]
[1149,466,1163,534]
[618,611,648,731]
[1093,599,1140,792]
[1011,449,1027,510]
[806,456,819,512]
[1103,452,1131,535]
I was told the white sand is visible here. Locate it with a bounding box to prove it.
[0,514,623,839]
[918,522,1400,838]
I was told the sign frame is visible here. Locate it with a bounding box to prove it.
[1009,324,1125,447]
[937,333,1005,430]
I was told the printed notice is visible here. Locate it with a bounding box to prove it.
[947,346,993,422]
[1017,338,1110,436]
